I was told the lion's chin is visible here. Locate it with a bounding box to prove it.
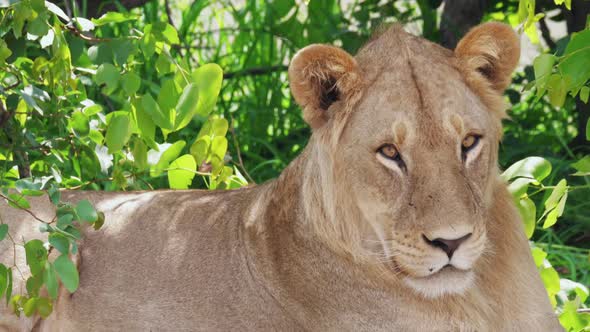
[403,266,475,299]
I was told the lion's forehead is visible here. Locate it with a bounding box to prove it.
[351,60,488,150]
[350,26,491,148]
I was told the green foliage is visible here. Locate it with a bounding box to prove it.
[0,0,246,319]
[0,0,588,328]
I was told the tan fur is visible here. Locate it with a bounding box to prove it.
[0,23,561,331]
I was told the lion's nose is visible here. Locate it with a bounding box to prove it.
[422,233,472,258]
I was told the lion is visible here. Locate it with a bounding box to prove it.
[0,22,561,331]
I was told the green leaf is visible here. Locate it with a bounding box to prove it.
[141,94,173,130]
[190,136,210,165]
[0,39,12,63]
[0,264,7,298]
[23,297,37,317]
[151,141,186,177]
[530,247,547,267]
[543,191,567,229]
[91,12,139,26]
[580,86,589,103]
[152,22,179,44]
[587,118,590,141]
[48,233,69,254]
[571,155,590,176]
[175,83,199,130]
[559,29,590,90]
[546,74,567,107]
[122,72,141,96]
[544,179,567,211]
[156,53,175,76]
[31,0,45,12]
[211,136,228,160]
[211,118,229,137]
[131,138,148,170]
[0,224,7,242]
[75,199,98,223]
[43,262,58,300]
[15,179,43,196]
[95,64,120,91]
[192,64,223,116]
[542,179,568,229]
[168,155,197,189]
[94,212,105,230]
[24,240,47,276]
[69,111,90,136]
[501,157,552,183]
[82,104,103,116]
[7,194,30,209]
[26,274,42,296]
[36,297,52,318]
[56,213,73,229]
[48,184,61,205]
[540,266,560,296]
[28,12,50,36]
[5,266,11,304]
[133,99,156,145]
[533,54,556,97]
[54,255,79,293]
[140,28,156,58]
[517,196,536,239]
[105,114,131,153]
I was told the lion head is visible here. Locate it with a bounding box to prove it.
[288,23,520,299]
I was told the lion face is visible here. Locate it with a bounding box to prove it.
[289,23,520,298]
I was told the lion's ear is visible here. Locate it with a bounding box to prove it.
[289,44,361,129]
[455,22,520,93]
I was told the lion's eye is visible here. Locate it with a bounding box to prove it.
[379,144,399,159]
[378,144,406,171]
[461,134,481,160]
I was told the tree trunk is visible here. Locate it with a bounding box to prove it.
[440,0,489,49]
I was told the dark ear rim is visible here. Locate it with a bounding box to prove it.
[454,22,521,93]
[288,44,362,129]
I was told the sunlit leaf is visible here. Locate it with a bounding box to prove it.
[517,196,536,239]
[192,64,223,116]
[122,72,141,96]
[175,83,199,130]
[105,114,131,153]
[501,157,552,183]
[151,140,186,177]
[91,12,139,26]
[168,154,197,189]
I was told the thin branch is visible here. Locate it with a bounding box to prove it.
[223,65,288,79]
[578,308,590,314]
[0,193,51,224]
[64,24,112,43]
[230,116,255,183]
[539,17,557,50]
[165,0,174,26]
[1,75,21,91]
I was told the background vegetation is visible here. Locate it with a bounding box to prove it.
[0,0,588,329]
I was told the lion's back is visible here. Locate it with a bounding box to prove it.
[2,187,295,331]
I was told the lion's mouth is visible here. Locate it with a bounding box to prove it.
[432,264,471,275]
[403,266,475,298]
